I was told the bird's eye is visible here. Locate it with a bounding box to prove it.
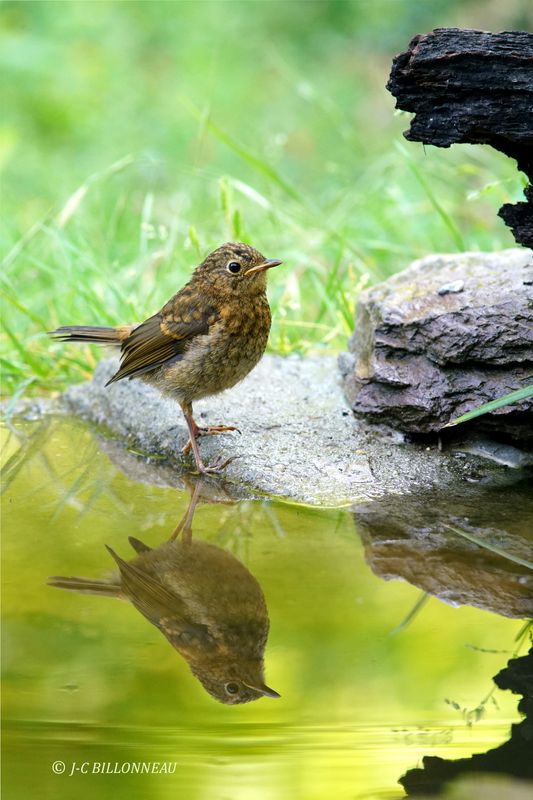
[224,682,240,695]
[226,261,241,274]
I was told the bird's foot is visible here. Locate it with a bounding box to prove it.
[182,425,240,455]
[194,454,239,475]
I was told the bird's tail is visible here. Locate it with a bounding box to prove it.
[47,575,122,597]
[48,325,133,345]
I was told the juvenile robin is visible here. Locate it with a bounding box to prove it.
[50,243,282,474]
[48,482,279,705]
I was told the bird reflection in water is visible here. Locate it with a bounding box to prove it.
[48,480,279,705]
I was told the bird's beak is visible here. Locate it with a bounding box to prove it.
[245,259,283,276]
[244,681,281,698]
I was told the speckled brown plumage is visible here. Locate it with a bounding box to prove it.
[50,242,282,474]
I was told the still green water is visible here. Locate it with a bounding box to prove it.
[1,418,528,799]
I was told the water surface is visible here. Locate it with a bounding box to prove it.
[1,418,529,799]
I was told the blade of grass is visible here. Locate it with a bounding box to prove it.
[391,591,430,635]
[2,321,47,377]
[181,97,305,204]
[396,142,466,251]
[1,212,54,271]
[445,386,533,427]
[1,419,51,493]
[3,377,37,420]
[1,289,49,328]
[514,619,532,645]
[57,154,135,228]
[443,523,533,570]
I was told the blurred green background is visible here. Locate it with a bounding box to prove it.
[1,0,531,395]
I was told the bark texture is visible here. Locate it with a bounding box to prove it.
[387,28,533,247]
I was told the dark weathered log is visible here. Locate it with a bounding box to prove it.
[387,28,533,248]
[500,185,533,247]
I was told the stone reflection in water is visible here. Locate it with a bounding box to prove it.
[48,481,279,705]
[352,471,533,618]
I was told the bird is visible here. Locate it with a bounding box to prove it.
[49,242,282,474]
[48,483,280,705]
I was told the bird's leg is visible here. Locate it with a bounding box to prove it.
[181,414,239,456]
[169,480,203,543]
[180,409,203,455]
[179,401,235,475]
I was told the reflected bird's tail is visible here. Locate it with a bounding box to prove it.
[47,575,121,597]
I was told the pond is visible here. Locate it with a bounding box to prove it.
[2,417,531,800]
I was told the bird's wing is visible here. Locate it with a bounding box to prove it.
[106,545,184,622]
[106,292,218,384]
[158,616,214,654]
[105,546,212,650]
[128,536,152,554]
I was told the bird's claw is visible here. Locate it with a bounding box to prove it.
[182,425,240,456]
[196,454,239,475]
[200,424,240,435]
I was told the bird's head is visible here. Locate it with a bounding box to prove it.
[191,658,280,705]
[195,242,282,295]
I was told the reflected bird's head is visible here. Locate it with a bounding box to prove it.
[192,659,280,705]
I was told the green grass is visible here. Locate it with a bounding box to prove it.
[445,386,533,427]
[1,0,528,397]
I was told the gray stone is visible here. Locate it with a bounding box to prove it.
[60,354,494,507]
[437,279,464,295]
[342,249,533,441]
